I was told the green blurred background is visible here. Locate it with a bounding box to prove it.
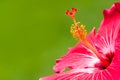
[0,0,119,80]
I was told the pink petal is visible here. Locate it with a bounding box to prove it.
[96,2,120,55]
[40,68,96,80]
[53,46,99,73]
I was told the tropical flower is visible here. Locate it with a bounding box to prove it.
[40,2,120,80]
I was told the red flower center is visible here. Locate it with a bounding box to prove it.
[95,52,114,69]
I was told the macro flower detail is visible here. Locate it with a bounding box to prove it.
[40,2,120,80]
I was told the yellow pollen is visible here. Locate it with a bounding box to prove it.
[70,21,87,41]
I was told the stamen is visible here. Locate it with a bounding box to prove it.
[66,8,110,67]
[70,22,87,41]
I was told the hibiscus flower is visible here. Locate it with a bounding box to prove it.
[40,2,120,80]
